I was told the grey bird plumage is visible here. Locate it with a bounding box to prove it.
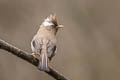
[31,14,63,72]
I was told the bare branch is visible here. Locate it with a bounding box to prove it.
[0,39,69,80]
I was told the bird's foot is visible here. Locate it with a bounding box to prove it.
[31,53,37,58]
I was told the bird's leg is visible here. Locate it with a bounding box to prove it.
[48,60,51,66]
[31,52,37,58]
[48,59,53,69]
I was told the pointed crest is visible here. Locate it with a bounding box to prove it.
[46,14,58,26]
[42,14,60,27]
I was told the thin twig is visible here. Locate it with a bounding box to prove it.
[0,39,69,80]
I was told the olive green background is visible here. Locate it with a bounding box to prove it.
[0,0,120,80]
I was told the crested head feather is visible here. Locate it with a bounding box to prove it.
[42,14,58,27]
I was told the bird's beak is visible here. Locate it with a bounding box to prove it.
[57,25,64,28]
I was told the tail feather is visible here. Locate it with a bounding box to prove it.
[38,52,50,72]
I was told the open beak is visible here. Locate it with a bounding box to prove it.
[57,25,64,28]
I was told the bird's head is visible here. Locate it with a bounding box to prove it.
[41,14,64,29]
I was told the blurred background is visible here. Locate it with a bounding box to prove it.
[0,0,120,80]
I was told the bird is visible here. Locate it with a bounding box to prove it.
[31,14,63,72]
